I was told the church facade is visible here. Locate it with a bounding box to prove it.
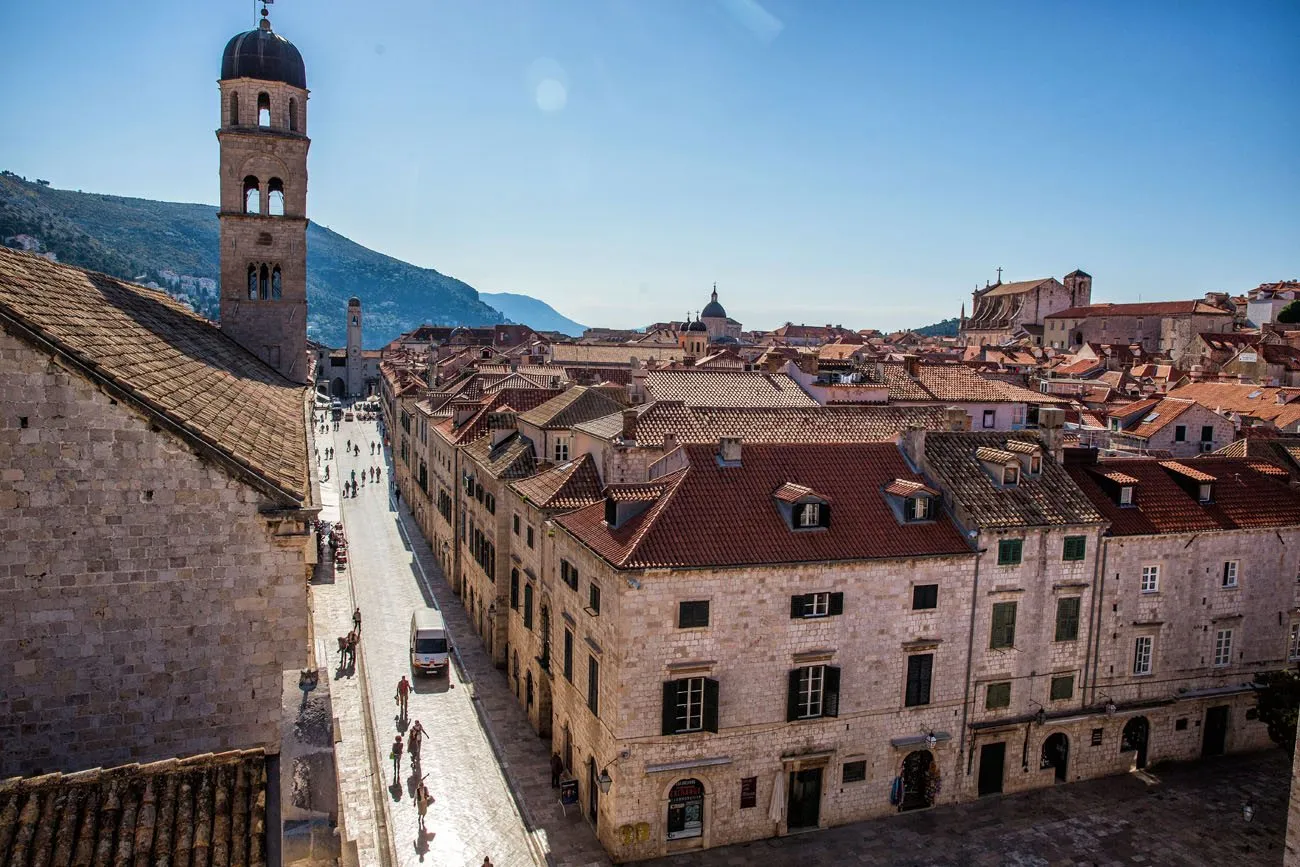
[959,270,1091,347]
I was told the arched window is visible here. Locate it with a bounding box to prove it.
[257,92,271,127]
[271,266,282,299]
[230,91,240,126]
[267,178,285,216]
[243,176,260,214]
[666,779,704,840]
[247,264,257,300]
[288,97,298,132]
[259,265,269,300]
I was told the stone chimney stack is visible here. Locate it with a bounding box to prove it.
[621,408,638,442]
[1038,406,1066,461]
[717,436,742,466]
[945,407,969,431]
[903,354,920,378]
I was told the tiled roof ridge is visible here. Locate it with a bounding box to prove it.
[607,469,690,567]
[1159,460,1216,482]
[0,748,266,790]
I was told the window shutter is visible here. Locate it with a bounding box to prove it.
[662,681,678,735]
[786,669,802,722]
[792,503,805,527]
[828,592,844,616]
[703,678,720,732]
[818,503,831,528]
[790,595,806,618]
[1223,562,1230,582]
[822,666,841,717]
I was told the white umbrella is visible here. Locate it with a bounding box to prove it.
[768,769,787,824]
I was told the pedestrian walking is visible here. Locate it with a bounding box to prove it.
[396,675,411,717]
[408,719,425,766]
[390,735,403,779]
[352,607,362,634]
[346,439,351,451]
[550,753,564,788]
[345,630,358,666]
[416,782,432,830]
[337,635,348,664]
[354,444,359,456]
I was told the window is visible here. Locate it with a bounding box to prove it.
[1175,717,1188,731]
[904,654,933,707]
[1174,425,1186,442]
[1091,728,1104,746]
[587,656,600,715]
[267,178,285,216]
[485,494,496,514]
[510,569,519,610]
[1140,565,1159,594]
[1289,623,1300,661]
[287,96,298,131]
[739,777,757,809]
[1199,483,1212,503]
[513,514,520,535]
[798,502,821,527]
[666,779,704,841]
[1201,425,1214,442]
[523,583,534,629]
[907,497,932,521]
[1062,536,1086,562]
[787,665,840,720]
[270,266,281,299]
[911,584,938,611]
[842,761,866,783]
[229,90,240,125]
[563,629,573,682]
[258,264,270,299]
[247,264,257,300]
[475,483,483,503]
[1119,486,1134,506]
[561,559,579,591]
[1001,465,1020,486]
[1049,674,1074,701]
[661,677,718,734]
[527,526,535,548]
[1222,561,1239,588]
[982,409,996,429]
[257,91,270,127]
[985,681,1012,709]
[1213,629,1233,667]
[554,438,570,462]
[990,602,1017,650]
[1054,597,1081,642]
[588,583,601,615]
[791,592,843,619]
[1133,636,1153,675]
[679,600,710,628]
[1029,455,1042,475]
[997,539,1023,566]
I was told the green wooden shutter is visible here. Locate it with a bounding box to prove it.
[662,681,678,735]
[790,595,807,618]
[828,592,844,616]
[703,678,720,732]
[822,666,841,717]
[786,669,802,721]
[818,503,831,528]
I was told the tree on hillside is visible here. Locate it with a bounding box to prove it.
[1278,300,1300,324]
[1253,667,1300,756]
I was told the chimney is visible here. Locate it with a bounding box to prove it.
[451,399,479,427]
[1189,365,1204,382]
[1038,406,1066,461]
[621,408,638,442]
[717,436,742,466]
[903,354,920,378]
[488,411,517,447]
[945,407,968,431]
[662,432,677,452]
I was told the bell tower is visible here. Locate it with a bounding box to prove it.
[217,5,310,383]
[346,297,363,396]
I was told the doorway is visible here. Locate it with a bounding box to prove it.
[899,750,934,811]
[787,768,823,830]
[1041,733,1069,782]
[587,757,599,828]
[978,742,1005,796]
[331,377,346,398]
[1203,705,1229,757]
[1121,716,1150,768]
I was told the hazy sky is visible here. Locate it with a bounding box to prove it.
[1,1,1296,331]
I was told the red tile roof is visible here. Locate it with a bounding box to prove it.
[642,370,819,408]
[883,478,940,497]
[1067,457,1300,535]
[1159,460,1215,483]
[509,453,604,512]
[773,482,820,503]
[1169,382,1300,429]
[1127,397,1198,439]
[556,443,972,569]
[434,389,564,445]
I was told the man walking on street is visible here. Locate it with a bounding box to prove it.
[352,607,362,635]
[396,675,411,718]
[390,735,403,780]
[550,753,564,788]
[408,719,425,769]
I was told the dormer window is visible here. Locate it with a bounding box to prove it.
[774,483,830,531]
[1002,465,1020,486]
[908,497,932,521]
[883,478,940,524]
[799,503,821,527]
[1029,455,1041,475]
[1119,486,1134,506]
[976,446,1022,488]
[1198,483,1213,504]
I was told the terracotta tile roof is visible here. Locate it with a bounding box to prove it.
[891,363,1065,405]
[1213,436,1300,478]
[517,386,624,430]
[922,432,1104,529]
[1127,397,1198,439]
[509,453,604,512]
[975,446,1018,464]
[557,443,971,569]
[0,749,268,867]
[0,248,308,504]
[605,481,672,502]
[1159,460,1215,482]
[1169,383,1300,430]
[462,432,537,480]
[980,278,1055,298]
[1093,468,1139,485]
[572,402,948,446]
[773,482,819,503]
[1066,457,1300,535]
[434,389,564,445]
[642,370,819,408]
[883,478,939,497]
[1005,440,1041,455]
[550,343,683,365]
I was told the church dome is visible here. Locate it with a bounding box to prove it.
[687,318,709,332]
[701,286,726,320]
[221,12,307,90]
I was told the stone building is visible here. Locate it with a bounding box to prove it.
[1104,396,1235,457]
[1043,299,1234,363]
[960,271,1091,346]
[0,248,315,776]
[699,285,742,342]
[217,7,310,383]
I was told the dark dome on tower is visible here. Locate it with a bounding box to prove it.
[701,286,726,319]
[221,12,306,89]
[687,318,709,332]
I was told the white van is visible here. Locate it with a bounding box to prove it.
[410,609,449,675]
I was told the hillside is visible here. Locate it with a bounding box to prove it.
[914,317,959,337]
[0,172,503,348]
[479,292,585,337]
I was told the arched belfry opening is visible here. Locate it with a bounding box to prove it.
[230,91,240,126]
[243,176,260,214]
[257,92,271,128]
[288,97,298,132]
[268,178,284,215]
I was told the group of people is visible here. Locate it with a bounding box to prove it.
[390,678,436,831]
[336,606,362,666]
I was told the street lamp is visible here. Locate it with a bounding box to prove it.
[1243,799,1256,823]
[1098,693,1117,716]
[597,769,613,794]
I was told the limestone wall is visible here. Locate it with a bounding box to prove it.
[0,332,308,776]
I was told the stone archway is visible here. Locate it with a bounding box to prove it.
[331,377,346,398]
[1041,733,1069,782]
[900,750,935,811]
[1121,716,1150,769]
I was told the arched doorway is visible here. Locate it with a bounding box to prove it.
[1041,733,1069,782]
[1121,716,1150,769]
[331,377,346,398]
[899,750,935,811]
[666,778,704,840]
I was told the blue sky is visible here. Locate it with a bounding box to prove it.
[1,1,1295,331]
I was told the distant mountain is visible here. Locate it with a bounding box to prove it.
[0,171,506,348]
[479,292,585,337]
[914,317,959,337]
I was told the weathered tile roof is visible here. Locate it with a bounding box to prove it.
[557,443,972,569]
[1004,440,1040,455]
[509,453,604,512]
[517,386,624,430]
[1214,436,1300,479]
[434,389,564,445]
[462,431,537,480]
[1126,397,1198,439]
[0,749,268,867]
[883,478,939,497]
[922,432,1104,529]
[1066,456,1300,535]
[571,402,948,446]
[979,278,1056,298]
[642,370,819,408]
[1159,460,1215,482]
[773,482,819,503]
[0,248,307,504]
[1169,383,1300,430]
[550,343,683,365]
[975,446,1017,464]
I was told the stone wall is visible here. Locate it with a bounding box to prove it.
[0,332,309,776]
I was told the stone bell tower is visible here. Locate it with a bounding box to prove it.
[346,297,363,396]
[217,5,310,383]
